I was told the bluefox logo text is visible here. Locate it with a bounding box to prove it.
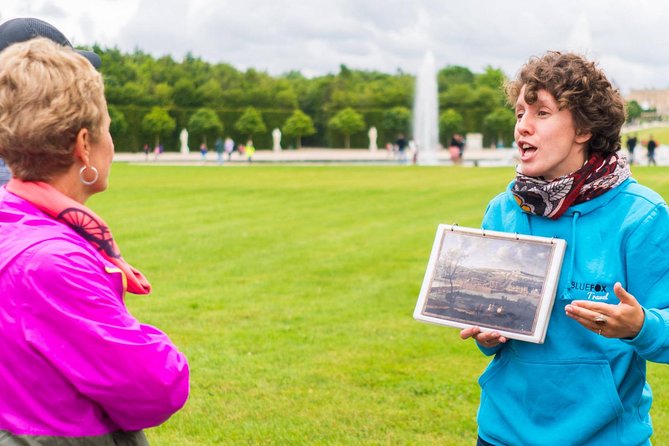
[570,282,610,300]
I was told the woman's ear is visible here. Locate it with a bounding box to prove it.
[575,130,592,145]
[73,128,91,166]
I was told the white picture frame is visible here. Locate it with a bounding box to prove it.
[414,224,567,344]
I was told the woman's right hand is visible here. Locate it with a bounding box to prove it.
[460,326,507,348]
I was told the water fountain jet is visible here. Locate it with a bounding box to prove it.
[413,51,439,165]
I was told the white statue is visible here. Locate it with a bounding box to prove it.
[272,128,282,152]
[179,128,190,155]
[368,126,378,152]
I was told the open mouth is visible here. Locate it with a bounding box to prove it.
[519,142,538,158]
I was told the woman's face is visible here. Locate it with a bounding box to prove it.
[514,86,590,180]
[87,111,114,192]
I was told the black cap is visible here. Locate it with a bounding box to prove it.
[0,18,101,69]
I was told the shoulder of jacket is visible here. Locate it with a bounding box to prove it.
[619,181,667,209]
[487,188,517,211]
[19,236,104,270]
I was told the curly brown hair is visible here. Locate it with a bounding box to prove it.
[505,51,625,156]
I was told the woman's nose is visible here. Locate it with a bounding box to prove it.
[516,114,533,136]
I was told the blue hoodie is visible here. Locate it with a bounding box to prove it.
[477,178,669,446]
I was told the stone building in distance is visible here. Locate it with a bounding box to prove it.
[626,89,669,120]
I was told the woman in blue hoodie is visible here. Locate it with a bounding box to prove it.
[461,52,669,446]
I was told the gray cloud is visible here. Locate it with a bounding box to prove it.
[3,0,669,92]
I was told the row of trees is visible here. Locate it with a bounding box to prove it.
[95,45,518,151]
[124,105,315,149]
[96,46,645,152]
[96,46,518,151]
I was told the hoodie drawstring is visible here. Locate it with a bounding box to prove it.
[560,211,580,300]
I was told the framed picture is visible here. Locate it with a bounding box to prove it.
[414,224,566,344]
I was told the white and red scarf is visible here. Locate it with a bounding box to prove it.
[512,153,630,219]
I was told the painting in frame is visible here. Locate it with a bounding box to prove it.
[414,224,567,344]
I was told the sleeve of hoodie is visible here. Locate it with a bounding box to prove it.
[18,239,190,431]
[622,200,669,362]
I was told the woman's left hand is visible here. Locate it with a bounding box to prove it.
[565,282,645,339]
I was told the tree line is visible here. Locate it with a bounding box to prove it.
[96,45,522,152]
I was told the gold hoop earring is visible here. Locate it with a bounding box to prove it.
[79,165,99,186]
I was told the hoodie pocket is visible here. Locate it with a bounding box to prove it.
[478,354,624,446]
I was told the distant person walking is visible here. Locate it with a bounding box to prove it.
[200,143,208,161]
[245,140,256,162]
[457,134,466,159]
[224,137,234,161]
[215,137,224,164]
[395,133,408,163]
[647,135,658,166]
[449,133,465,164]
[626,134,637,165]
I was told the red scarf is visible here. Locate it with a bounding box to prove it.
[512,153,631,219]
[6,179,151,295]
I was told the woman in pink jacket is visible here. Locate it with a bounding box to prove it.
[0,31,189,445]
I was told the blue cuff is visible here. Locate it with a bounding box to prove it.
[477,342,503,356]
[623,308,664,355]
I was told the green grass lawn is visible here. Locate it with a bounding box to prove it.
[90,164,669,445]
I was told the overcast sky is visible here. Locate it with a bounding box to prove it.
[3,1,669,95]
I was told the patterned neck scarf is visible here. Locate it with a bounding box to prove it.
[512,153,631,219]
[6,179,151,295]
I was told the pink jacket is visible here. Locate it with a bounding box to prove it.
[0,188,189,436]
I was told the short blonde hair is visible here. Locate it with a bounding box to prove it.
[0,37,106,181]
